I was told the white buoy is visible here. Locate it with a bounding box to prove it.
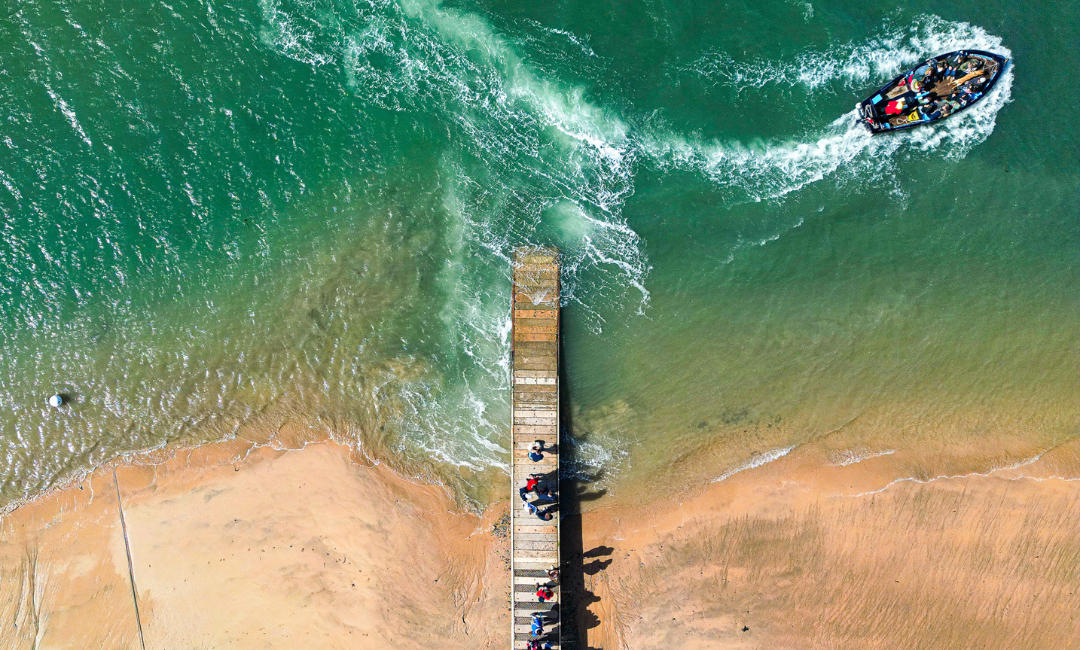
[48,394,64,408]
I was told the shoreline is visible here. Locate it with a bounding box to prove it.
[2,427,1079,648]
[575,435,1080,649]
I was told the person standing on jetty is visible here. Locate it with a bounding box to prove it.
[528,440,545,462]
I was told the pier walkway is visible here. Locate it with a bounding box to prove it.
[510,248,561,650]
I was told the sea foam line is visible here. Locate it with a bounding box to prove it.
[712,445,796,483]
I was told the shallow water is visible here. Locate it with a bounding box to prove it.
[1,0,1077,506]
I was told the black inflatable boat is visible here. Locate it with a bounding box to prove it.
[857,50,1009,134]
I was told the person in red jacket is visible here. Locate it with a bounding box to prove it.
[536,585,554,602]
[519,474,541,501]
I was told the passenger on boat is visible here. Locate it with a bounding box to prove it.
[933,59,948,79]
[920,60,943,86]
[945,54,964,76]
[885,97,909,115]
[959,58,983,74]
[918,104,942,121]
[959,76,987,102]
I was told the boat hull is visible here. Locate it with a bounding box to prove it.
[857,50,1009,134]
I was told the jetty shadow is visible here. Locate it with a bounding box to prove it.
[558,332,607,650]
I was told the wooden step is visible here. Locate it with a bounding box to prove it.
[515,324,558,334]
[513,369,557,378]
[513,540,558,551]
[515,332,557,342]
[514,568,552,577]
[514,391,558,400]
[514,578,557,587]
[515,340,558,352]
[516,382,557,392]
[514,524,556,535]
[513,376,557,385]
[513,309,556,319]
[514,532,558,542]
[514,426,557,436]
[514,405,557,413]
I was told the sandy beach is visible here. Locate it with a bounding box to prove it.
[0,433,511,650]
[576,437,1080,649]
[3,428,1078,649]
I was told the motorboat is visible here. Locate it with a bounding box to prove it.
[857,50,1009,134]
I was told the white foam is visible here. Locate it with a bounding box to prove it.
[829,447,897,467]
[257,0,335,67]
[712,445,796,482]
[689,15,1010,92]
[642,56,1013,207]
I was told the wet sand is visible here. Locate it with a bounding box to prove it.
[0,434,510,650]
[2,431,1079,649]
[576,437,1080,649]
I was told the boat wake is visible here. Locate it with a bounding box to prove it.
[688,15,1010,93]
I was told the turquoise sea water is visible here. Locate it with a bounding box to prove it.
[1,0,1078,506]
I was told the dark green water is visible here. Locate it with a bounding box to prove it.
[1,0,1077,506]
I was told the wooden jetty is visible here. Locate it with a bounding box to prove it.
[510,247,560,650]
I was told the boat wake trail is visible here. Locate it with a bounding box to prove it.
[657,15,1014,207]
[641,63,1012,208]
[687,15,1010,93]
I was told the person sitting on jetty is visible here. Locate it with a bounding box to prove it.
[519,474,542,501]
[523,501,539,516]
[534,486,556,503]
[547,566,560,584]
[531,612,545,636]
[526,640,552,650]
[536,585,554,602]
[528,440,545,462]
[535,507,554,521]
